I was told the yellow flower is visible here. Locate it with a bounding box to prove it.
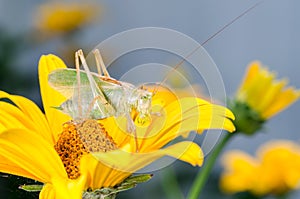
[220,151,259,194]
[236,61,300,119]
[34,2,99,35]
[0,54,235,198]
[220,140,300,196]
[230,61,300,134]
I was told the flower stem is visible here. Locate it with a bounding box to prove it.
[186,133,233,199]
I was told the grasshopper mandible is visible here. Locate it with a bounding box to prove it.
[48,49,153,133]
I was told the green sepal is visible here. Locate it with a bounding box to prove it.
[228,99,265,135]
[19,184,43,192]
[50,106,63,110]
[83,174,153,199]
[122,173,153,185]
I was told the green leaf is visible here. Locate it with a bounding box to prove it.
[19,184,43,192]
[123,174,153,184]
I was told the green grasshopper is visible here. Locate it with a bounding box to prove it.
[48,49,153,133]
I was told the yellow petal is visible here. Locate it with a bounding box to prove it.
[150,85,178,107]
[92,141,203,174]
[52,175,86,199]
[38,54,71,141]
[0,91,50,132]
[0,129,67,183]
[0,103,38,132]
[164,98,234,129]
[0,123,5,133]
[0,92,54,143]
[262,87,300,118]
[98,117,132,148]
[220,150,258,194]
[40,175,86,199]
[222,150,258,171]
[0,156,37,181]
[238,61,260,92]
[221,141,300,196]
[102,97,234,153]
[138,97,235,151]
[159,141,203,166]
[40,184,55,199]
[256,141,300,194]
[236,61,300,119]
[255,80,286,113]
[239,69,274,109]
[80,154,131,189]
[80,142,203,189]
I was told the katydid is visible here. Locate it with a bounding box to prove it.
[48,49,152,133]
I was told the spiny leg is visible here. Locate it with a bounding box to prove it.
[75,51,83,118]
[77,49,90,71]
[93,50,103,75]
[76,49,115,118]
[93,49,110,77]
[76,49,98,96]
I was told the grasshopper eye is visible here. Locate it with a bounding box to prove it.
[141,95,148,100]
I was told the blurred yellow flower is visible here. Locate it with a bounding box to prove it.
[230,61,300,134]
[34,2,100,35]
[220,140,300,196]
[0,53,235,198]
[236,61,300,119]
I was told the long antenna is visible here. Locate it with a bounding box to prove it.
[153,1,263,95]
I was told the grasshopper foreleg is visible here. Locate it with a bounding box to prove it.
[126,112,136,133]
[126,112,139,152]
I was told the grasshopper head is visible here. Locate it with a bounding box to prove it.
[134,89,152,126]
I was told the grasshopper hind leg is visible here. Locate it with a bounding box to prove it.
[93,49,110,77]
[75,50,83,118]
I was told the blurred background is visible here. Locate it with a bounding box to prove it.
[0,0,299,198]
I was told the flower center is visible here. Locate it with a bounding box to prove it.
[54,119,117,179]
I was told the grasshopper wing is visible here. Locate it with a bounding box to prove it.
[48,68,90,99]
[48,68,116,119]
[48,68,121,98]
